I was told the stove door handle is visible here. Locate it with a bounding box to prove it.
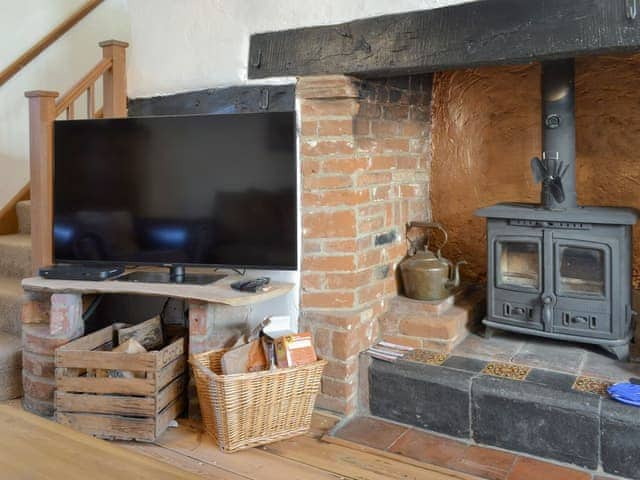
[542,295,554,330]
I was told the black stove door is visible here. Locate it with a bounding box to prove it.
[491,234,543,330]
[552,238,612,339]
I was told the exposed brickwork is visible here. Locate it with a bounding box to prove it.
[187,301,250,418]
[22,351,55,378]
[187,301,250,355]
[49,293,82,336]
[21,291,83,417]
[379,287,486,352]
[297,74,432,414]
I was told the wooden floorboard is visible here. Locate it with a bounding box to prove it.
[124,443,250,480]
[3,398,471,480]
[262,433,477,480]
[119,411,473,480]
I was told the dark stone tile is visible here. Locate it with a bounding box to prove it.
[507,457,591,480]
[442,356,488,373]
[471,374,600,469]
[581,349,640,383]
[525,368,576,391]
[369,358,472,438]
[601,398,640,480]
[511,338,587,374]
[453,331,524,362]
[333,416,408,450]
[388,428,467,468]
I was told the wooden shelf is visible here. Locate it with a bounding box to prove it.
[22,273,294,306]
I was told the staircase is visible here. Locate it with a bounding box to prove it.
[0,200,32,400]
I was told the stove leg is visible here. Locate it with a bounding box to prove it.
[603,344,630,362]
[484,326,496,339]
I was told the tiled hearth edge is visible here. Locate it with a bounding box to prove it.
[366,354,640,479]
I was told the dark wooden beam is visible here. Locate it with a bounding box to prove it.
[248,0,640,79]
[128,84,295,116]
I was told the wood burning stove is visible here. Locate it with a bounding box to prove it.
[476,59,638,360]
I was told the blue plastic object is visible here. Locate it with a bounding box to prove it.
[608,382,640,407]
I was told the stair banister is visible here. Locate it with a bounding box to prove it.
[24,40,128,273]
[0,0,104,89]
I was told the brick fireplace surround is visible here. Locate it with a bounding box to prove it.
[20,74,445,417]
[296,75,433,414]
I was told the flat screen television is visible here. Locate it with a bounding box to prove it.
[53,112,297,283]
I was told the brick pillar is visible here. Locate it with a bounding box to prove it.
[297,75,432,415]
[187,301,250,417]
[21,291,83,417]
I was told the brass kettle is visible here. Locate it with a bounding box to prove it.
[399,221,467,301]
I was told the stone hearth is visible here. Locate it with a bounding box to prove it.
[365,325,640,478]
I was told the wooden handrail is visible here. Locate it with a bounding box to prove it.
[24,40,127,272]
[55,58,112,116]
[0,0,104,88]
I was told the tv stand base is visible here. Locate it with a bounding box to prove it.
[118,271,225,285]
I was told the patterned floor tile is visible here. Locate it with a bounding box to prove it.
[482,362,531,381]
[572,376,613,397]
[402,349,448,366]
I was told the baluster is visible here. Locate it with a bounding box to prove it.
[87,84,95,119]
[66,102,75,120]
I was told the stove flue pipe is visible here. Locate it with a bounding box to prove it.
[541,59,577,210]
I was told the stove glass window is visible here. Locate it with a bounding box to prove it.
[498,241,539,290]
[559,246,605,296]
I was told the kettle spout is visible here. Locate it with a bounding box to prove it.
[446,260,468,289]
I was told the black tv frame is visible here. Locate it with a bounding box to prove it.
[52,112,299,284]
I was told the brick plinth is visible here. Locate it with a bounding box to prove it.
[379,286,486,352]
[298,74,433,414]
[187,301,250,418]
[21,291,83,417]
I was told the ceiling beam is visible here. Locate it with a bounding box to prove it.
[248,0,640,79]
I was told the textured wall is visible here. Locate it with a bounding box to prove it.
[126,0,474,97]
[430,54,640,284]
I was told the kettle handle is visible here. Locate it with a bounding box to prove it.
[406,221,448,258]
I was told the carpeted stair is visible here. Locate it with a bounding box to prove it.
[0,200,31,400]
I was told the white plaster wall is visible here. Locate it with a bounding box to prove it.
[0,0,131,207]
[127,0,475,98]
[126,0,473,326]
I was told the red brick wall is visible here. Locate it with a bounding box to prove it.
[297,74,432,415]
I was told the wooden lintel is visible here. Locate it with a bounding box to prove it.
[127,84,295,117]
[248,0,640,79]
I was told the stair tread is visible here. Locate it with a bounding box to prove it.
[0,278,23,297]
[0,332,21,360]
[0,234,31,249]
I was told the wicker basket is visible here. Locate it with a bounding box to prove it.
[190,348,326,453]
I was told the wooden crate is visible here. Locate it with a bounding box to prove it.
[55,323,186,442]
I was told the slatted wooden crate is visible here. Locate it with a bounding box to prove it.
[55,323,186,442]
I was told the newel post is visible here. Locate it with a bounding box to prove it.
[24,90,58,273]
[99,40,128,118]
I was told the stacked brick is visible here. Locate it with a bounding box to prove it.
[187,301,249,417]
[21,291,83,416]
[297,74,433,415]
[379,287,486,352]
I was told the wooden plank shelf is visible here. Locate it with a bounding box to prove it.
[22,273,295,306]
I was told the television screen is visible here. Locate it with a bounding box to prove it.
[53,112,297,270]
